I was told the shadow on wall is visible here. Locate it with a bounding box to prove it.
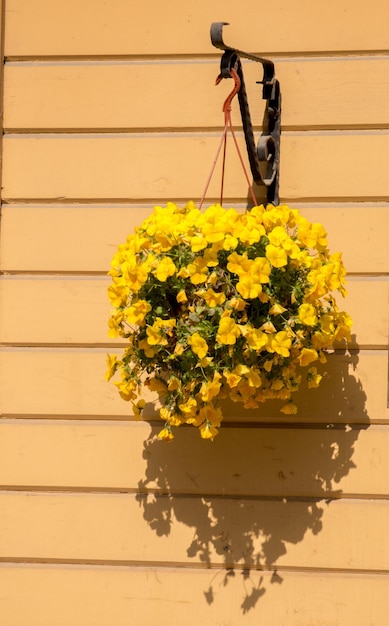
[137,344,369,612]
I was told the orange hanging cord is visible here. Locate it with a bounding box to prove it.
[199,68,258,209]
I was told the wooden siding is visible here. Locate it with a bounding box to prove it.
[1,1,389,625]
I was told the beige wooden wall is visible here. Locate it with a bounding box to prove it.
[1,1,389,624]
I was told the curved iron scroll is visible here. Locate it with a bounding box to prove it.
[210,22,281,205]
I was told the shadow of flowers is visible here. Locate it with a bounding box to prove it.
[137,345,369,611]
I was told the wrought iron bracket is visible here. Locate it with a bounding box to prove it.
[210,22,281,205]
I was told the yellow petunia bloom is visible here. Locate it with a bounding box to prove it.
[188,332,208,359]
[299,347,319,367]
[154,256,177,282]
[131,399,146,420]
[280,402,298,414]
[138,338,158,358]
[269,303,287,315]
[199,374,222,402]
[229,297,247,311]
[245,367,262,388]
[223,370,242,388]
[198,288,226,307]
[252,257,271,283]
[105,354,119,381]
[146,317,176,346]
[246,328,268,351]
[199,422,219,440]
[186,257,209,284]
[236,274,263,299]
[267,331,292,357]
[190,235,208,252]
[298,303,318,326]
[125,300,152,325]
[265,244,288,268]
[176,289,188,303]
[226,251,252,276]
[121,257,150,292]
[108,279,129,307]
[178,397,198,417]
[307,367,322,388]
[158,427,174,442]
[216,317,241,345]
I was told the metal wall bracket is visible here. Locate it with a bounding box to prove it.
[210,22,281,205]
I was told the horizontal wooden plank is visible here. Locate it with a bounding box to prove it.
[0,277,386,348]
[2,565,388,626]
[1,204,388,274]
[0,349,387,423]
[1,492,388,571]
[5,0,389,56]
[3,133,389,202]
[1,421,388,498]
[6,58,389,131]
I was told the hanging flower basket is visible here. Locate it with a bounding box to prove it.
[106,202,352,440]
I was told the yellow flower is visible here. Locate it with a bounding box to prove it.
[196,356,214,368]
[190,235,208,252]
[176,289,188,303]
[334,311,353,342]
[199,375,222,402]
[199,422,219,440]
[216,317,241,345]
[105,354,119,381]
[154,256,177,282]
[159,407,172,421]
[236,274,263,299]
[260,321,277,333]
[246,328,268,351]
[174,343,185,356]
[178,397,198,417]
[269,303,287,315]
[252,257,271,283]
[245,367,262,388]
[108,311,124,338]
[108,279,129,307]
[146,317,176,346]
[280,402,298,415]
[229,297,247,311]
[146,325,167,346]
[201,204,230,243]
[139,338,158,358]
[223,370,242,388]
[188,332,208,359]
[125,300,152,325]
[267,331,292,357]
[265,244,288,268]
[168,377,181,391]
[186,257,209,284]
[227,251,251,275]
[199,288,226,307]
[158,427,174,442]
[307,367,322,388]
[298,303,318,326]
[299,347,319,367]
[114,378,138,401]
[267,225,288,247]
[121,257,150,292]
[131,399,146,420]
[223,234,239,250]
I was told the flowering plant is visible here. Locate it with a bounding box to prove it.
[106,202,352,440]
